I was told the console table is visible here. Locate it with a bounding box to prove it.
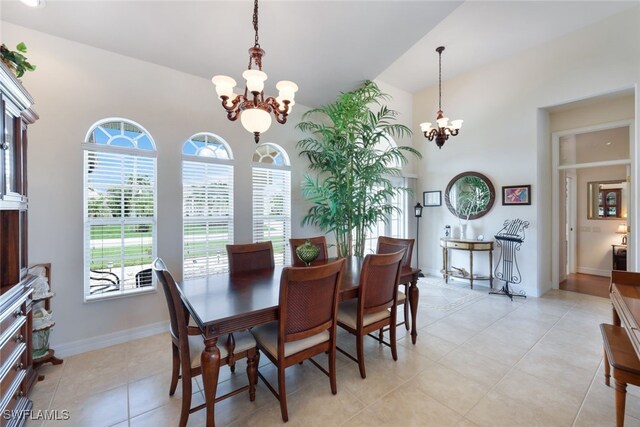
[440,238,494,289]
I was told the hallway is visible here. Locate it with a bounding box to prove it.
[560,273,610,299]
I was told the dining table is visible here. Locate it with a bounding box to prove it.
[177,256,421,427]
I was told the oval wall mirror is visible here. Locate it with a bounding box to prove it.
[445,171,496,220]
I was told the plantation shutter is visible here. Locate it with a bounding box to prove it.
[252,166,291,265]
[361,177,408,255]
[183,160,234,278]
[84,149,156,296]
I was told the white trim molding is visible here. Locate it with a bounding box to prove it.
[576,266,610,277]
[53,320,169,358]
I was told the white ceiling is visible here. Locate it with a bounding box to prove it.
[378,1,638,93]
[2,0,637,107]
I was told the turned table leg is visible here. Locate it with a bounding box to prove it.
[442,246,448,283]
[469,250,474,289]
[409,278,419,344]
[613,305,621,327]
[614,379,627,427]
[202,336,221,427]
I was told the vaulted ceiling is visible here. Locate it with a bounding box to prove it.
[2,1,636,107]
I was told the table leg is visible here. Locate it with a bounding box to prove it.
[202,336,220,427]
[613,305,621,327]
[443,247,449,283]
[469,250,474,289]
[489,249,493,289]
[409,278,419,344]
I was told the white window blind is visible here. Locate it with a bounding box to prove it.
[183,160,234,278]
[362,177,408,255]
[84,149,156,299]
[252,166,291,265]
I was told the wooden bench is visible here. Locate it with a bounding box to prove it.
[601,323,640,426]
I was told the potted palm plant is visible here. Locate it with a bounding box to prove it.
[297,81,422,257]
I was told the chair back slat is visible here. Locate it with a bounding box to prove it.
[279,259,345,343]
[359,250,405,315]
[289,236,329,267]
[226,241,275,274]
[377,236,414,268]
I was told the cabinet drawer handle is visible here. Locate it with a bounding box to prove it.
[15,362,24,371]
[15,391,24,400]
[14,334,24,343]
[13,310,24,318]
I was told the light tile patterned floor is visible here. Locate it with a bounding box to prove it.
[26,277,640,426]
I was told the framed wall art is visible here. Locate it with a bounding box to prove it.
[423,191,442,207]
[502,185,531,205]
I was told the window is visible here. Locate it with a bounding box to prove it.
[599,189,621,217]
[252,143,291,265]
[182,133,234,278]
[362,136,408,254]
[83,118,157,300]
[362,177,408,254]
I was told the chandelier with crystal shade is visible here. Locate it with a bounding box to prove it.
[212,0,298,143]
[420,46,463,149]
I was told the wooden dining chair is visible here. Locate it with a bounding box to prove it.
[226,241,275,274]
[152,258,259,427]
[251,259,345,422]
[337,250,405,379]
[289,236,329,267]
[377,236,414,331]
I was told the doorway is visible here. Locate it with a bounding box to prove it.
[552,120,634,294]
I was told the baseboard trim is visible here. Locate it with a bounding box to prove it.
[422,267,442,277]
[53,320,169,358]
[576,267,610,277]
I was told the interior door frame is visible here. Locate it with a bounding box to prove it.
[551,119,635,289]
[565,171,577,278]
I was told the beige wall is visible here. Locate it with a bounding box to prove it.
[410,8,639,296]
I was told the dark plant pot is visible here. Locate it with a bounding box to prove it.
[1,58,16,75]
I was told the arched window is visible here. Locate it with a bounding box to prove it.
[252,143,291,265]
[182,133,234,278]
[83,118,157,300]
[363,136,407,254]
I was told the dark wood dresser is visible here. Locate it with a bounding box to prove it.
[0,61,38,426]
[612,244,628,271]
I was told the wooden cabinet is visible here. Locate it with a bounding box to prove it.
[613,244,628,271]
[0,285,33,427]
[0,61,38,426]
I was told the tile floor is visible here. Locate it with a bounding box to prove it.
[26,278,640,426]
